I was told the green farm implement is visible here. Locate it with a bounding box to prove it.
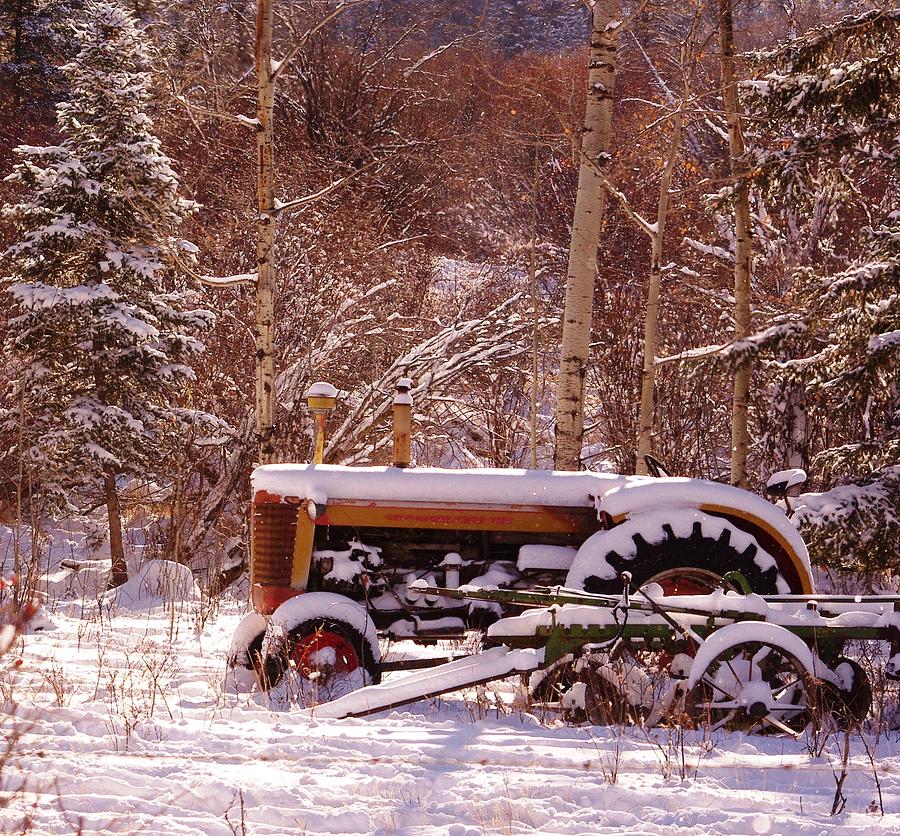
[308,576,900,734]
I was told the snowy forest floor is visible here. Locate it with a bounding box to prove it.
[2,526,900,834]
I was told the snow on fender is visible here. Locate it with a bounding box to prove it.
[225,611,269,692]
[263,592,380,664]
[686,622,839,691]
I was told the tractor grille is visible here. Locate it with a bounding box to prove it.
[251,500,299,588]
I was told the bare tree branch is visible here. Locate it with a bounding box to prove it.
[272,0,369,82]
[273,157,383,215]
[581,150,657,238]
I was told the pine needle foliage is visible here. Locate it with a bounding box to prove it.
[0,0,73,96]
[746,9,899,573]
[745,9,899,209]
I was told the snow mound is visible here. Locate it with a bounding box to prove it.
[104,559,200,612]
[24,603,57,633]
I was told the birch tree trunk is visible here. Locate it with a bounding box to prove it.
[529,139,541,470]
[635,113,684,474]
[255,0,277,464]
[719,0,753,487]
[554,0,619,471]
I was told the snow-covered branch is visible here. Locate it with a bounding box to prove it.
[169,85,258,129]
[655,322,807,368]
[195,272,258,287]
[172,252,257,287]
[274,158,382,215]
[683,236,735,265]
[323,296,529,464]
[402,36,468,79]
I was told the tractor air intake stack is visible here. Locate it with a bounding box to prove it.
[393,377,413,468]
[306,381,337,464]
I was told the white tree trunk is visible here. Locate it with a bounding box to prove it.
[554,0,619,471]
[635,113,684,474]
[719,0,753,487]
[255,0,277,464]
[529,139,541,470]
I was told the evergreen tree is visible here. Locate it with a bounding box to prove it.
[0,0,77,106]
[746,9,899,574]
[1,1,223,587]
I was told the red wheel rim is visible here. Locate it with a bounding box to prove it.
[291,629,360,680]
[646,568,723,596]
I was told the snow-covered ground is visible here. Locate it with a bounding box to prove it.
[2,549,900,833]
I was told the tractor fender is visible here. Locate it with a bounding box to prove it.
[594,478,814,594]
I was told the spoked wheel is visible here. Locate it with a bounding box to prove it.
[577,640,684,726]
[688,640,814,735]
[553,567,716,727]
[529,653,578,704]
[547,639,691,727]
[820,656,872,729]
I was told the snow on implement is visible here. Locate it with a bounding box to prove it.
[228,458,818,710]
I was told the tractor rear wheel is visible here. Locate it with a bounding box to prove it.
[567,515,787,596]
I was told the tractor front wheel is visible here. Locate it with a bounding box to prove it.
[259,593,381,707]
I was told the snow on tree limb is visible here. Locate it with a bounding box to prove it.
[168,84,258,129]
[683,236,735,265]
[402,36,469,80]
[323,295,529,464]
[655,322,807,368]
[273,158,383,215]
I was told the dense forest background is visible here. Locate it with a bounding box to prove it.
[0,0,897,587]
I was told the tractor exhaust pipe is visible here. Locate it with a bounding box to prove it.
[393,377,413,468]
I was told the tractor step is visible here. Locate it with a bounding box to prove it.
[309,645,545,719]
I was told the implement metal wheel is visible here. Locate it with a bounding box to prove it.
[537,639,690,728]
[820,656,872,728]
[573,639,688,726]
[688,639,814,735]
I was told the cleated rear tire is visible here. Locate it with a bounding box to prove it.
[568,515,787,596]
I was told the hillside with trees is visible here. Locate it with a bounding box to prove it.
[1,2,899,832]
[1,0,897,583]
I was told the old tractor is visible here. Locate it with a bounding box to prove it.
[227,383,815,709]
